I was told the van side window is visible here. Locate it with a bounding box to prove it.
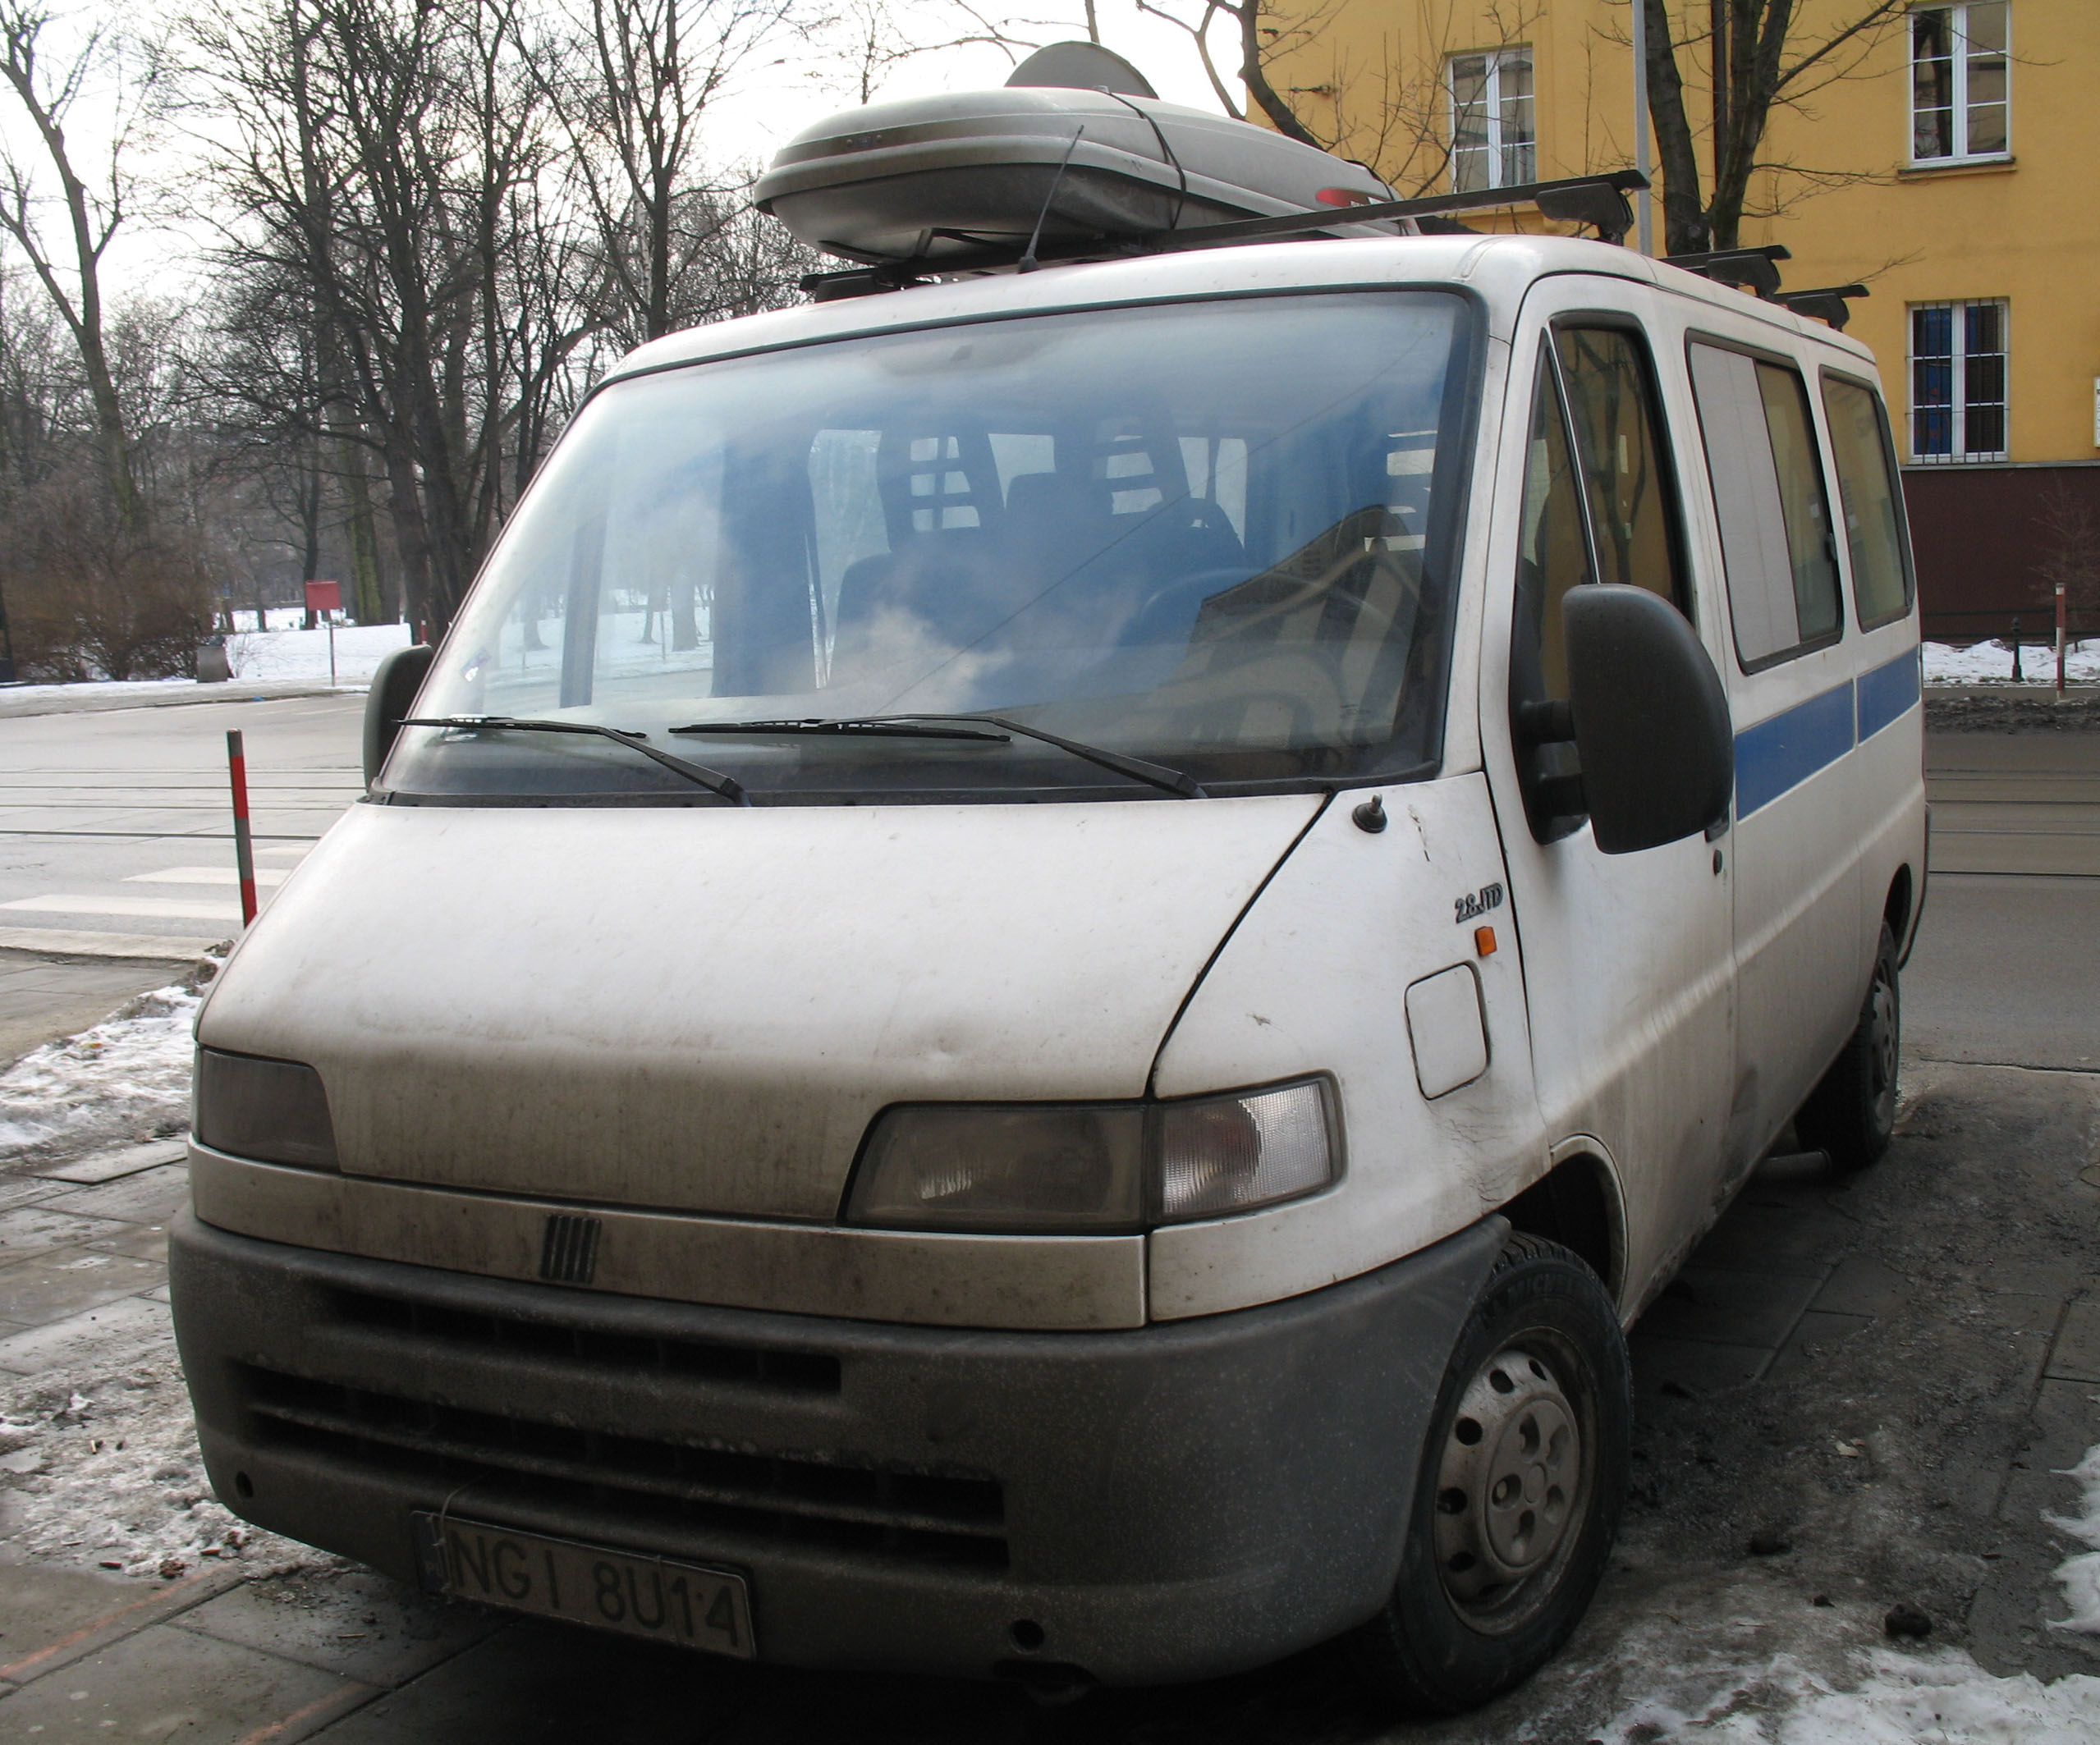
[1552,327,1689,608]
[1820,377,1914,629]
[1688,344,1843,667]
[1513,352,1594,705]
[1509,348,1595,839]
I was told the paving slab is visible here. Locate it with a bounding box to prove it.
[308,1618,750,1743]
[0,1248,164,1325]
[2047,1301,2100,1384]
[0,1564,241,1687]
[42,1166,189,1226]
[1680,1197,1853,1278]
[1625,1331,1772,1396]
[31,1142,187,1186]
[0,1294,172,1376]
[1765,1308,1875,1381]
[0,1207,131,1262]
[79,1221,169,1262]
[0,1179,64,1213]
[1635,1264,1826,1350]
[0,1619,368,1742]
[174,1567,503,1690]
[1809,1256,1912,1318]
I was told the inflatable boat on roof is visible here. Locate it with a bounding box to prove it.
[754,43,1400,272]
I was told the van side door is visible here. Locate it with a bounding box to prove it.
[1680,330,1867,1159]
[1479,277,1736,1315]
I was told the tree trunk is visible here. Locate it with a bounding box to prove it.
[1642,0,1711,254]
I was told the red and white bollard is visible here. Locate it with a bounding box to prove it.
[227,729,258,927]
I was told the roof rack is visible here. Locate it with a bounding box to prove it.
[1661,245,1790,297]
[796,172,1872,330]
[1146,169,1650,251]
[1777,284,1870,331]
[799,170,1650,300]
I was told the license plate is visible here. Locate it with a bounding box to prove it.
[412,1513,754,1658]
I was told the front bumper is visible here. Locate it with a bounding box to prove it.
[169,1211,1502,1685]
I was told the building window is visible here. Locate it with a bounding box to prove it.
[1910,300,2007,460]
[1911,2,2009,163]
[1449,50,1535,192]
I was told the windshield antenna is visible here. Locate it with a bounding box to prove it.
[1018,127,1084,273]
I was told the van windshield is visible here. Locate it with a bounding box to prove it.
[387,291,1476,802]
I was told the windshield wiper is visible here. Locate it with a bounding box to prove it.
[400,717,749,804]
[670,713,1205,798]
[670,718,1009,744]
[894,715,1205,799]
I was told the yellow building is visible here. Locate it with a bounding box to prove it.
[1267,0,2098,639]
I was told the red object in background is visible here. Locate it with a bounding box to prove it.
[304,579,343,615]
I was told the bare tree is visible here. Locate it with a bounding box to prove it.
[192,0,601,633]
[1639,0,1910,253]
[0,3,163,534]
[2034,479,2100,639]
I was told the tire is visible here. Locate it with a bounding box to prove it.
[1350,1233,1630,1717]
[1795,921,1901,1170]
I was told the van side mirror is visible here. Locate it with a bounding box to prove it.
[1562,585,1733,855]
[364,643,435,787]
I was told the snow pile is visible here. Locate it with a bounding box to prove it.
[1598,1644,2100,1743]
[224,619,413,685]
[1923,639,2100,686]
[0,965,214,1165]
[0,1322,321,1581]
[1589,1441,2100,1740]
[2048,1442,2100,1634]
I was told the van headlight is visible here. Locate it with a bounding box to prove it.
[843,1079,1336,1234]
[194,1047,340,1169]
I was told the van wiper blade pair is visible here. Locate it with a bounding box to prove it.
[671,714,1205,799]
[400,717,749,804]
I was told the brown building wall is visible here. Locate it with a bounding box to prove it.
[1901,465,2100,643]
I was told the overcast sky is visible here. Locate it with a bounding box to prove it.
[0,0,1237,300]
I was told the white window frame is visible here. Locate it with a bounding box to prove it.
[1447,49,1536,193]
[1909,2,2011,167]
[1906,299,2009,463]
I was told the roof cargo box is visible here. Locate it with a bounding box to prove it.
[754,85,1395,268]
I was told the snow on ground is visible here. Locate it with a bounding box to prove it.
[0,964,213,1166]
[0,617,413,703]
[2048,1443,2100,1635]
[0,1328,323,1582]
[1584,1445,2100,1741]
[1923,639,2100,686]
[1597,1641,2100,1743]
[223,618,412,685]
[0,952,324,1579]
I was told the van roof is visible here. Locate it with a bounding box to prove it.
[601,233,1877,394]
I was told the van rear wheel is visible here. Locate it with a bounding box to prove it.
[1795,922,1901,1170]
[1350,1233,1628,1716]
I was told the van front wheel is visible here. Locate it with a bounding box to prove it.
[1795,923,1901,1170]
[1350,1234,1629,1716]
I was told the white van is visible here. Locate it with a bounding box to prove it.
[170,199,1924,1713]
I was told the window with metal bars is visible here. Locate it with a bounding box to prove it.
[1911,2,2010,164]
[1448,50,1536,192]
[1909,300,2007,460]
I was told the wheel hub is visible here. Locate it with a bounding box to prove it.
[1433,1344,1584,1624]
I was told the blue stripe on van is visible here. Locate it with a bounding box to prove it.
[1855,648,1922,743]
[1735,680,1857,818]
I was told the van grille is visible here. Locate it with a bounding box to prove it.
[240,1365,1008,1569]
[332,1287,842,1393]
